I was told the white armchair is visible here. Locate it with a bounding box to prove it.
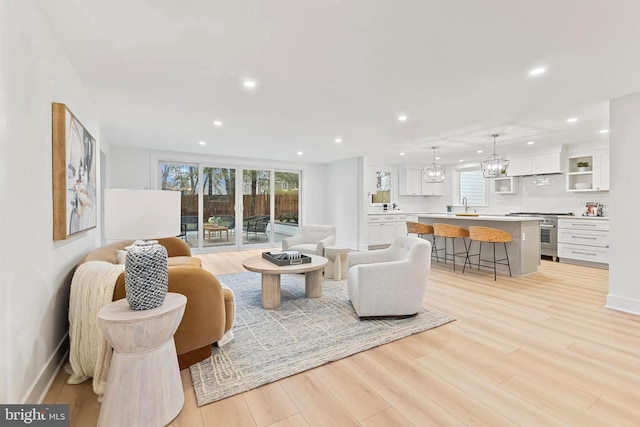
[281,225,336,256]
[347,236,431,318]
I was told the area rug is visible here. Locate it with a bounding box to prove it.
[189,271,455,407]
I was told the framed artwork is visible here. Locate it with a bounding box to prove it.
[52,102,97,240]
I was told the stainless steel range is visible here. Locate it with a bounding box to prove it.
[506,212,575,261]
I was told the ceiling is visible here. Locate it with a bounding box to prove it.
[38,0,640,166]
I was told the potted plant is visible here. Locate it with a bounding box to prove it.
[577,161,590,171]
[446,204,452,213]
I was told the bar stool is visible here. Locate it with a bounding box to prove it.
[406,221,434,243]
[433,223,470,271]
[464,226,512,281]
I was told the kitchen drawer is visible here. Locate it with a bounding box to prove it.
[558,243,609,264]
[557,229,609,247]
[368,215,396,223]
[558,218,609,231]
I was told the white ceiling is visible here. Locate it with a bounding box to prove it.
[38,0,640,165]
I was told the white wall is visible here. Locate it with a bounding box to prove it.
[1,1,101,403]
[326,158,360,248]
[608,92,640,314]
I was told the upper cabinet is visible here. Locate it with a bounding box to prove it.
[398,168,449,196]
[507,147,566,176]
[566,149,609,192]
[493,176,519,194]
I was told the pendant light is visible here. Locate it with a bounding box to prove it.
[481,134,509,178]
[423,146,445,183]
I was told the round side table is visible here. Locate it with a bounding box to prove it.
[324,246,352,280]
[97,292,187,427]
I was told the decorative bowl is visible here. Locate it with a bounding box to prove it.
[574,183,592,190]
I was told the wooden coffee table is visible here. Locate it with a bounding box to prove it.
[242,254,328,309]
[203,224,229,241]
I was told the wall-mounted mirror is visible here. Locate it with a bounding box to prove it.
[372,171,391,203]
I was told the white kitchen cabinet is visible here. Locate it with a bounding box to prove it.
[493,177,519,194]
[507,156,531,176]
[507,150,565,176]
[399,168,448,196]
[566,149,609,192]
[558,218,609,267]
[367,215,398,246]
[423,181,449,196]
[398,168,423,195]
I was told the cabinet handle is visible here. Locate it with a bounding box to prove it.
[572,236,597,240]
[571,223,596,227]
[572,250,597,256]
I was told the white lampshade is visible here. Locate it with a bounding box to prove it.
[105,189,181,240]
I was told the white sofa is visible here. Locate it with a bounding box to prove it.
[281,224,336,256]
[347,236,431,317]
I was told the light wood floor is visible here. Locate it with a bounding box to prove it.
[44,250,640,426]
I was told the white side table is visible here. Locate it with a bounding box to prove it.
[324,246,352,280]
[97,292,187,427]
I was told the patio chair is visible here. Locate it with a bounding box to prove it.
[244,215,270,240]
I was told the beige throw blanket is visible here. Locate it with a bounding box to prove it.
[67,261,124,400]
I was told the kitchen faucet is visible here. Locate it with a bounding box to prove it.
[462,197,468,213]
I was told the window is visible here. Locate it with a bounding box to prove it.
[456,167,487,206]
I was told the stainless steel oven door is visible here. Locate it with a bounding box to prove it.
[540,223,558,261]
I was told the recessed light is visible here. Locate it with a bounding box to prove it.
[297,151,303,156]
[243,79,257,89]
[527,141,535,145]
[199,141,206,146]
[397,114,408,122]
[459,159,464,162]
[599,129,609,134]
[566,117,578,123]
[477,150,483,154]
[529,67,546,76]
[435,156,441,160]
[213,120,223,127]
[399,152,406,156]
[335,137,343,143]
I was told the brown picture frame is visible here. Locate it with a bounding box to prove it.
[52,102,97,240]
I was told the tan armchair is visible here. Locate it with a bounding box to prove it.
[281,224,336,256]
[78,237,234,369]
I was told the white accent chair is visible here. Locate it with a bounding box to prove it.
[281,225,336,256]
[347,236,431,318]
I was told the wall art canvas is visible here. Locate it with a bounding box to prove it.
[52,102,97,240]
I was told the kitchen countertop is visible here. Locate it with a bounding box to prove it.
[418,214,542,222]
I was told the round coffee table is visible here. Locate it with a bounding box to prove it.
[242,254,328,308]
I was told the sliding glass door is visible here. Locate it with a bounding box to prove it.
[242,169,271,246]
[159,160,300,252]
[202,167,236,249]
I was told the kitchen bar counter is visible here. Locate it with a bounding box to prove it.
[418,214,541,277]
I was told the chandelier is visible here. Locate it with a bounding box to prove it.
[481,134,509,178]
[423,146,445,183]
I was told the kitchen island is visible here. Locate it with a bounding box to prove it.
[418,214,542,277]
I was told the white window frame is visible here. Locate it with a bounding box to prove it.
[452,163,488,207]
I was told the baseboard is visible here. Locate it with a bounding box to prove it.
[24,334,69,404]
[605,294,640,316]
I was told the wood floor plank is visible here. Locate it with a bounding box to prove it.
[360,407,414,427]
[280,371,360,427]
[415,351,570,426]
[198,394,257,427]
[266,413,310,427]
[589,395,640,427]
[311,360,389,422]
[498,376,618,426]
[242,382,299,427]
[342,352,467,426]
[367,344,517,427]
